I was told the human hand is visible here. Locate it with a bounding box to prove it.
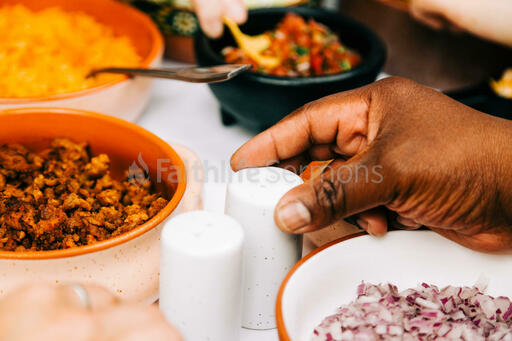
[0,283,182,341]
[409,0,512,47]
[231,77,512,252]
[192,0,247,38]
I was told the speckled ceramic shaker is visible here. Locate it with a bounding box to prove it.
[225,167,304,329]
[159,211,244,341]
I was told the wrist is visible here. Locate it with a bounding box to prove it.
[490,117,512,224]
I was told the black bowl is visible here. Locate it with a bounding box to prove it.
[445,72,512,121]
[195,7,386,131]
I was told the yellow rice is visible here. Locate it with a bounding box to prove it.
[0,5,141,98]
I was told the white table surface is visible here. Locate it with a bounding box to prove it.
[137,62,278,341]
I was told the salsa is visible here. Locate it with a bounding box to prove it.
[223,13,362,77]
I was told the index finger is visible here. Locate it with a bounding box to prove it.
[230,87,372,171]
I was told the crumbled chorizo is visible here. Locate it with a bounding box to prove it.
[96,189,121,206]
[62,193,91,211]
[0,138,169,251]
[148,197,169,218]
[84,154,110,178]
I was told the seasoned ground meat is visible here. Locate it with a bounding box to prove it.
[0,138,169,251]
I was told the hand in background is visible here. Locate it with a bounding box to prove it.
[0,283,182,341]
[192,0,247,38]
[231,77,512,252]
[410,0,512,47]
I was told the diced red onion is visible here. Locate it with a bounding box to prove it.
[312,281,512,340]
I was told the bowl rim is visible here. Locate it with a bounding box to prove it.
[0,0,164,104]
[195,7,386,86]
[275,231,367,341]
[0,107,187,260]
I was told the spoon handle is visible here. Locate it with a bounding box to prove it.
[88,64,251,83]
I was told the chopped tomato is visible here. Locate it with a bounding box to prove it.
[311,54,323,75]
[223,13,362,77]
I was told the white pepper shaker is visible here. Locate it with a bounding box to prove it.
[225,167,304,329]
[159,211,244,341]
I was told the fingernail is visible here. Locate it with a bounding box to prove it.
[356,218,368,231]
[277,202,311,232]
[358,218,379,236]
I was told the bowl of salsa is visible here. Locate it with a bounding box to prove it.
[195,7,386,131]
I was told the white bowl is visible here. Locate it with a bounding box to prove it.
[277,231,512,341]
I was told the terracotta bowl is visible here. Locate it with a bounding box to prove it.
[276,231,512,341]
[0,0,163,122]
[0,107,189,303]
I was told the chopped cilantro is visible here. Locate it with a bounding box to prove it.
[339,60,351,70]
[295,46,310,56]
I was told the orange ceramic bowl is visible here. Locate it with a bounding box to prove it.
[0,107,186,302]
[0,0,164,122]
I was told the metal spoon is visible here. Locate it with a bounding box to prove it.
[88,64,251,83]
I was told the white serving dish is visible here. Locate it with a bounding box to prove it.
[277,231,512,341]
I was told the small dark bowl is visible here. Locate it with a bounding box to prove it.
[195,7,386,131]
[446,72,512,121]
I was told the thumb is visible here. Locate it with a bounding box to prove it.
[274,154,392,234]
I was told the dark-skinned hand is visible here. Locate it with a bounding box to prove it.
[231,77,512,252]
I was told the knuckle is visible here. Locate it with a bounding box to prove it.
[290,101,315,120]
[314,176,342,219]
[292,93,333,120]
[379,76,414,88]
[376,76,420,99]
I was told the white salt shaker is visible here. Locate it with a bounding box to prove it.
[225,167,304,329]
[159,211,244,341]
